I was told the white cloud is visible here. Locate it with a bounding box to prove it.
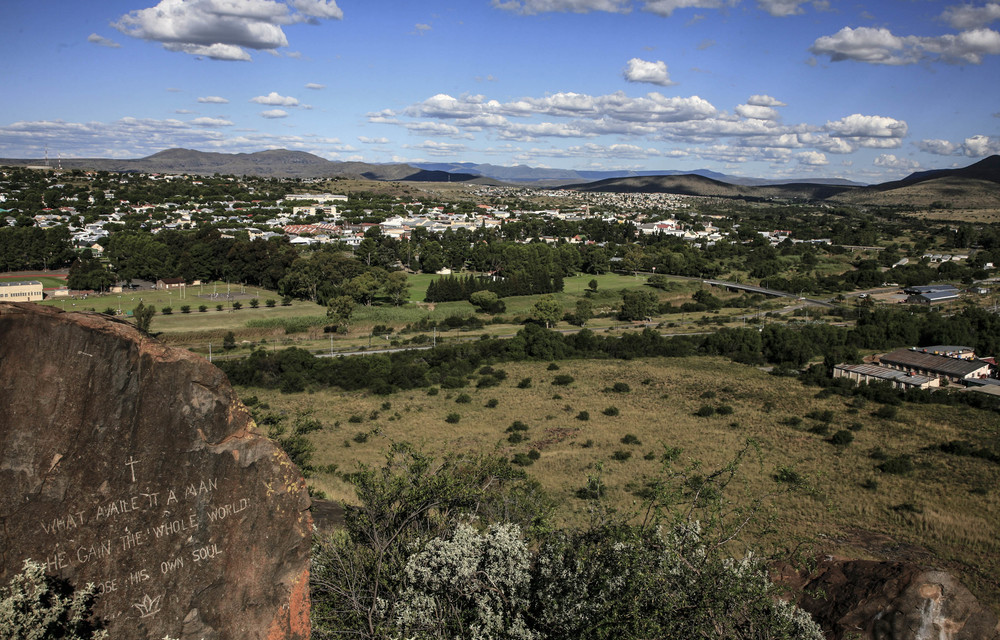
[642,0,731,17]
[825,114,908,140]
[414,23,432,34]
[198,96,230,104]
[797,151,828,165]
[305,83,325,90]
[747,94,786,107]
[88,33,121,48]
[962,134,1000,156]
[190,117,234,127]
[358,136,390,144]
[491,0,630,15]
[174,109,196,114]
[941,2,1000,29]
[251,92,299,107]
[874,154,920,170]
[735,104,780,120]
[623,58,676,86]
[288,0,343,19]
[810,25,1000,65]
[113,0,343,61]
[404,140,470,156]
[260,109,289,118]
[756,0,807,16]
[917,139,961,155]
[404,122,475,138]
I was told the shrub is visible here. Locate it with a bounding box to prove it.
[808,424,830,436]
[250,298,259,309]
[232,301,242,311]
[348,414,364,424]
[511,452,534,466]
[878,454,914,475]
[830,430,854,446]
[782,416,803,427]
[527,449,541,460]
[455,393,472,404]
[198,304,208,312]
[611,450,632,462]
[621,434,641,445]
[353,432,369,444]
[427,387,440,396]
[485,398,499,408]
[849,422,864,431]
[445,413,460,424]
[861,478,879,491]
[282,295,292,306]
[508,432,526,444]
[180,305,191,314]
[806,409,835,423]
[644,451,657,460]
[547,362,560,371]
[552,375,575,386]
[265,298,277,308]
[700,390,716,399]
[773,466,804,486]
[581,439,594,448]
[161,306,173,315]
[874,405,898,420]
[716,405,734,416]
[517,377,533,389]
[695,405,716,417]
[507,421,529,433]
[576,411,590,421]
[610,382,631,393]
[603,406,620,417]
[216,304,224,311]
[0,560,107,639]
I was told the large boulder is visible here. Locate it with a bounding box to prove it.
[0,303,311,640]
[777,557,1000,640]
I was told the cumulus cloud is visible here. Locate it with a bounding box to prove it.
[260,109,289,118]
[414,23,432,34]
[962,134,1000,156]
[917,138,961,155]
[358,136,390,144]
[88,33,121,48]
[251,92,299,106]
[874,154,920,170]
[747,94,786,107]
[797,150,828,165]
[941,2,1000,29]
[490,0,630,15]
[288,0,343,19]
[825,114,908,144]
[190,117,234,126]
[112,0,343,61]
[810,25,1000,65]
[0,117,352,158]
[756,0,808,17]
[642,0,731,17]
[198,96,230,103]
[404,140,470,156]
[735,104,780,120]
[305,82,325,90]
[623,58,676,86]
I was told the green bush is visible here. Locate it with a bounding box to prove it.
[485,398,499,408]
[507,421,529,432]
[517,377,533,389]
[180,305,191,314]
[874,405,898,420]
[508,432,526,444]
[511,452,534,466]
[716,405,734,416]
[576,411,590,421]
[878,454,914,475]
[199,304,208,312]
[547,362,560,371]
[830,430,854,446]
[552,375,575,386]
[621,434,641,445]
[695,405,716,417]
[0,560,107,639]
[455,393,472,404]
[266,298,277,307]
[611,450,632,462]
[445,413,461,424]
[773,466,804,486]
[610,382,631,393]
[603,406,620,417]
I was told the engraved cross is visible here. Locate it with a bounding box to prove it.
[125,456,140,482]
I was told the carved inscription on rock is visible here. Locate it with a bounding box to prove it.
[0,303,311,640]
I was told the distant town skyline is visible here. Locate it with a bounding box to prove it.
[1,0,998,183]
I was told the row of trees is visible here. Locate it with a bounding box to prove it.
[425,270,564,303]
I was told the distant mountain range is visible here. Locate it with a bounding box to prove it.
[2,148,998,207]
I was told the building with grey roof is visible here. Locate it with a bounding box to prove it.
[833,363,939,390]
[877,348,992,383]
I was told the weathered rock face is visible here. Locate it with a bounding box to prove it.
[776,558,1000,640]
[0,303,311,640]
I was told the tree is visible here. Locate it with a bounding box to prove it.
[532,295,562,329]
[343,273,381,306]
[619,289,658,321]
[327,295,356,328]
[132,302,156,333]
[574,298,593,326]
[469,290,504,314]
[0,559,108,640]
[223,331,236,351]
[383,271,410,307]
[589,279,599,292]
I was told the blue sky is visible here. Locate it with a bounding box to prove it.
[1,0,998,183]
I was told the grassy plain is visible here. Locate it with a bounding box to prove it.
[241,356,1000,611]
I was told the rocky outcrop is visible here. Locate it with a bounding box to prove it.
[0,303,311,640]
[776,558,1000,640]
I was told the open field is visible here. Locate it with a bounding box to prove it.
[240,355,1000,612]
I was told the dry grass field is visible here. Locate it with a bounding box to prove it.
[240,355,1000,611]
